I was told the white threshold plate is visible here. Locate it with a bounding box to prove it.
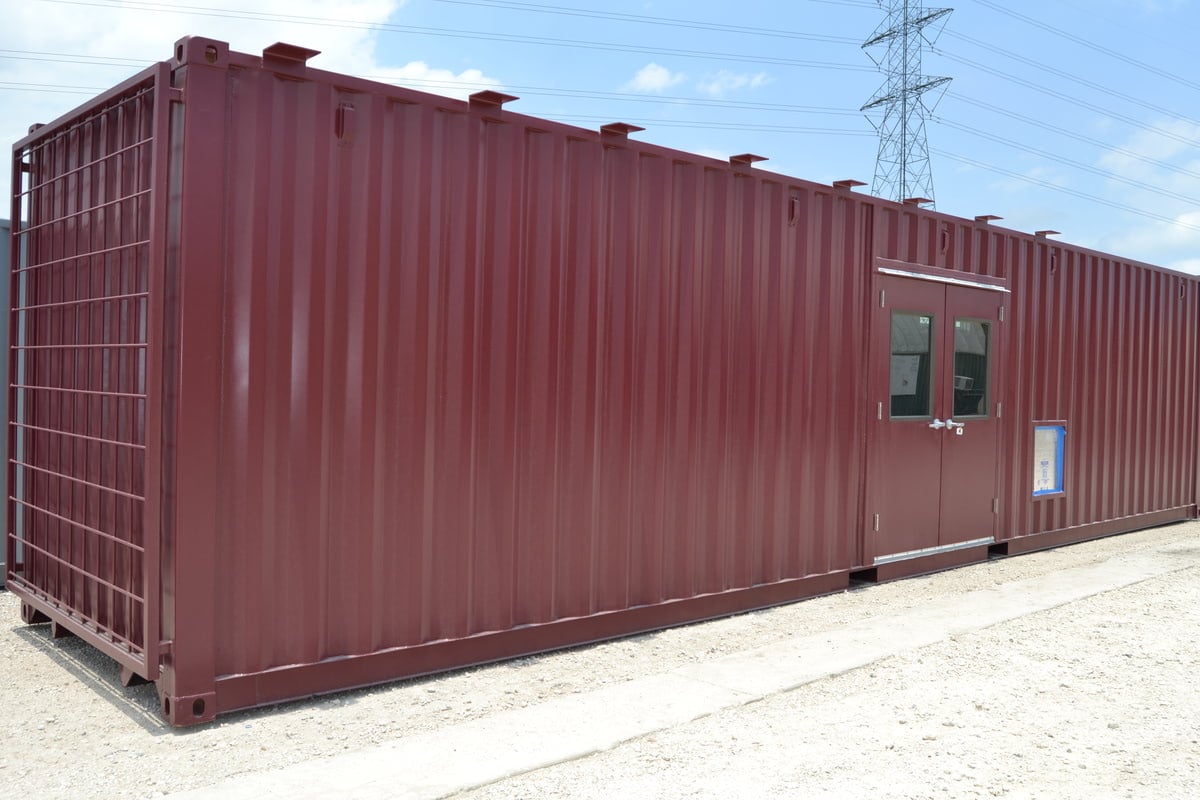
[874,536,995,566]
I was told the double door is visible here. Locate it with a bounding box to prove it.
[867,270,1006,564]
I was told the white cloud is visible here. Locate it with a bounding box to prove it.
[365,62,499,97]
[1086,120,1200,270]
[0,0,499,206]
[695,70,770,98]
[1097,119,1200,180]
[1024,165,1073,187]
[986,164,1073,196]
[1096,209,1200,275]
[622,63,686,94]
[1107,210,1200,250]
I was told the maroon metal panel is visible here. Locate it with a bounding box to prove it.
[998,243,1199,541]
[7,63,170,680]
[870,207,1200,547]
[9,36,1199,726]
[142,38,865,721]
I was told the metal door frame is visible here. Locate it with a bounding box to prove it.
[5,62,171,681]
[865,259,1009,566]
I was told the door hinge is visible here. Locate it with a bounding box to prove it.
[873,513,880,532]
[880,289,886,308]
[993,498,1000,514]
[877,401,883,420]
[996,401,1002,418]
[999,306,1005,322]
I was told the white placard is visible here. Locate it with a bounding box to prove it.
[1033,426,1063,494]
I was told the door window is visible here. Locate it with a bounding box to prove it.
[890,312,933,418]
[952,319,989,417]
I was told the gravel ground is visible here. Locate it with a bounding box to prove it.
[461,544,1200,799]
[1,522,1197,798]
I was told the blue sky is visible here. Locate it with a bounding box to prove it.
[3,0,1198,272]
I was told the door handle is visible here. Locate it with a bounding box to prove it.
[929,418,947,430]
[946,419,966,436]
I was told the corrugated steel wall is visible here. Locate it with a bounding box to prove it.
[871,208,1200,543]
[8,37,1199,724]
[197,57,868,675]
[1001,243,1199,538]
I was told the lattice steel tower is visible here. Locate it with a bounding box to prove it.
[861,1,952,205]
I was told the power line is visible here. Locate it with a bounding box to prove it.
[808,0,878,8]
[940,31,1200,128]
[39,0,878,73]
[0,49,149,68]
[1055,0,1192,62]
[935,148,1200,234]
[431,0,861,45]
[936,49,1200,149]
[969,0,1200,95]
[0,49,867,118]
[935,116,1200,207]
[0,81,106,95]
[546,114,874,135]
[369,77,864,116]
[8,51,1192,199]
[945,92,1200,183]
[12,0,1199,236]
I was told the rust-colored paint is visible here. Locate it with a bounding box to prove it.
[0,217,8,587]
[865,268,1006,564]
[6,37,1198,726]
[868,210,1200,549]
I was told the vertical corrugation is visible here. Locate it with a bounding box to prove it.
[858,206,1192,548]
[1139,269,1153,511]
[983,239,1200,543]
[597,143,633,612]
[1121,266,1138,516]
[351,90,383,654]
[367,93,394,654]
[756,181,782,584]
[1101,259,1119,521]
[180,53,1200,690]
[1157,275,1172,508]
[795,192,819,578]
[1117,265,1136,516]
[514,127,555,625]
[1081,253,1096,523]
[481,116,513,629]
[667,160,693,599]
[393,99,432,646]
[629,153,666,606]
[1051,249,1066,525]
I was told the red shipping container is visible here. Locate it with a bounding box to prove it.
[7,37,1198,725]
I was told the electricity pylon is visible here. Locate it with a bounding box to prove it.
[861,1,952,206]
